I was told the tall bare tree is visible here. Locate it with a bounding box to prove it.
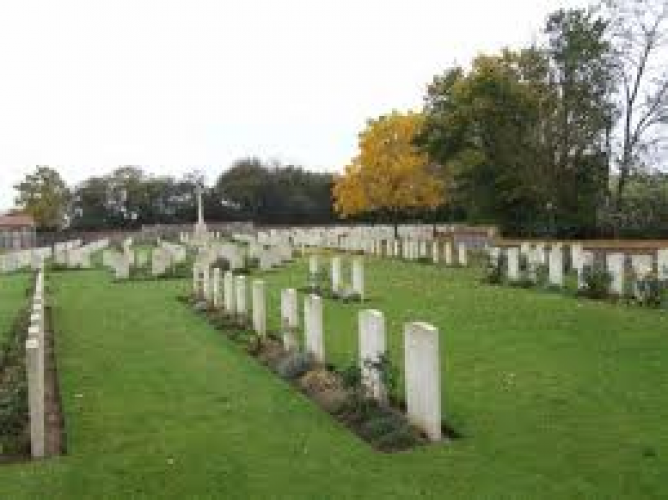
[603,0,668,208]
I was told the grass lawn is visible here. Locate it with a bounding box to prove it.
[0,273,30,347]
[0,257,666,498]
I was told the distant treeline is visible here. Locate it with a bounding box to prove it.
[12,160,338,231]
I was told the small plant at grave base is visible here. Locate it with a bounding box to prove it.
[267,330,282,343]
[276,351,314,380]
[245,332,263,356]
[304,269,328,294]
[373,422,423,451]
[509,275,535,289]
[240,257,259,273]
[358,413,406,441]
[416,256,432,265]
[48,262,86,273]
[333,285,362,303]
[363,353,399,401]
[536,264,549,287]
[634,272,668,308]
[209,311,236,331]
[482,253,506,285]
[209,258,230,272]
[163,260,192,280]
[339,361,362,390]
[578,264,612,300]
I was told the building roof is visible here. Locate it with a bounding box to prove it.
[0,214,36,228]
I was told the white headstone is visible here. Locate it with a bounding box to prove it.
[223,271,235,314]
[548,245,564,287]
[658,248,668,280]
[444,241,453,266]
[235,275,247,318]
[304,294,324,363]
[25,335,45,458]
[309,255,319,276]
[358,309,387,402]
[251,280,267,336]
[506,247,519,282]
[281,288,299,350]
[212,268,222,308]
[352,257,364,300]
[331,257,342,294]
[404,322,442,442]
[606,253,625,295]
[457,243,467,266]
[630,254,653,279]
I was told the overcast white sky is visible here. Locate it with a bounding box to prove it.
[0,0,589,210]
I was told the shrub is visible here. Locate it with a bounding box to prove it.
[359,413,406,442]
[210,258,230,272]
[373,424,422,451]
[363,353,399,399]
[242,333,261,355]
[634,273,668,308]
[482,252,506,285]
[579,264,612,300]
[276,351,313,380]
[0,307,31,458]
[536,264,549,287]
[339,361,362,390]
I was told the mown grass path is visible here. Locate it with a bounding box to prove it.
[0,261,666,498]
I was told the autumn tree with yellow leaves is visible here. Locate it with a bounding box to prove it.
[333,111,444,220]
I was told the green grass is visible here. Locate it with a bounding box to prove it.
[0,258,666,498]
[0,273,30,347]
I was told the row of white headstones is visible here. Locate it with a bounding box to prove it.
[24,266,47,458]
[103,239,188,279]
[0,240,84,274]
[192,261,444,442]
[490,244,668,294]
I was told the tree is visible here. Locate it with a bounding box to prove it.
[602,0,668,208]
[418,52,546,232]
[541,8,616,234]
[216,158,336,224]
[333,111,444,220]
[418,8,615,236]
[14,166,70,230]
[70,176,113,230]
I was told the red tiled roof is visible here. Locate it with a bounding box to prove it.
[0,214,36,228]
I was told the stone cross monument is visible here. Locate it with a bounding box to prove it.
[194,183,208,240]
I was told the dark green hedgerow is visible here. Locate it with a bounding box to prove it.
[0,305,31,459]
